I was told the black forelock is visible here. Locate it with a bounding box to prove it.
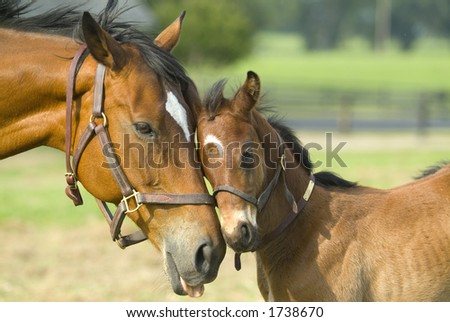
[203,79,228,118]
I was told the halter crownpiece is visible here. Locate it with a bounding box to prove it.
[64,44,216,248]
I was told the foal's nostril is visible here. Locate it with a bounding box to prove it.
[195,242,212,274]
[240,222,253,247]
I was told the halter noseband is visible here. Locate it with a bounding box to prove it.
[212,132,315,270]
[64,45,215,249]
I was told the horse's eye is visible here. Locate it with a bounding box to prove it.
[134,122,155,137]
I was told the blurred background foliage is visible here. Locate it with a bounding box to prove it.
[147,0,254,65]
[147,0,450,64]
[146,0,450,135]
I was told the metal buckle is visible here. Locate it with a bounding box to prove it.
[122,189,142,214]
[65,172,78,188]
[90,112,108,127]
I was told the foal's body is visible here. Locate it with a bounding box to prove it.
[258,167,450,301]
[198,71,450,301]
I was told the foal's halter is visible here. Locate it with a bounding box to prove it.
[212,132,315,269]
[64,44,216,249]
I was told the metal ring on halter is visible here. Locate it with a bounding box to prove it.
[280,154,286,171]
[64,172,79,188]
[90,112,108,127]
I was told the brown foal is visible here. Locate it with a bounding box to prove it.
[197,71,450,301]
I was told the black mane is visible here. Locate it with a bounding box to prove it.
[267,117,358,188]
[203,80,357,188]
[0,0,189,87]
[267,116,313,171]
[414,160,450,180]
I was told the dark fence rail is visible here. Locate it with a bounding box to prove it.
[264,86,450,133]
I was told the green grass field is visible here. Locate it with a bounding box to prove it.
[189,33,450,94]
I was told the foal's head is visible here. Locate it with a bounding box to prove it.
[197,71,283,252]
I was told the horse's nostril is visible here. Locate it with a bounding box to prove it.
[195,242,212,274]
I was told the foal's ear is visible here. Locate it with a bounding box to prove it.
[82,12,127,71]
[233,71,260,113]
[154,11,186,52]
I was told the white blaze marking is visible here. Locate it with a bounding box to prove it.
[165,91,190,142]
[204,134,223,149]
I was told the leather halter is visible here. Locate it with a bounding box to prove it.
[212,132,315,270]
[64,45,216,249]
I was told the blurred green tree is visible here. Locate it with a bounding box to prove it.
[147,0,254,65]
[239,0,302,32]
[297,0,450,51]
[391,0,450,50]
[297,0,373,51]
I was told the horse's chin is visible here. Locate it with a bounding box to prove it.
[165,252,205,298]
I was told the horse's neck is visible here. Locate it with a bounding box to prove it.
[0,29,93,158]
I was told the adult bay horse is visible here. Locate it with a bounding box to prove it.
[0,0,225,297]
[196,71,450,301]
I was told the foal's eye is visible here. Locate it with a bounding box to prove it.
[241,149,255,168]
[134,122,155,137]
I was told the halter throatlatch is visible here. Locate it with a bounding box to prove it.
[212,132,315,270]
[64,44,216,249]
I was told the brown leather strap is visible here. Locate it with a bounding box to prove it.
[107,191,216,248]
[209,131,316,269]
[65,44,88,206]
[92,64,106,117]
[72,121,97,174]
[261,174,315,246]
[233,174,315,271]
[213,132,285,213]
[234,252,242,271]
[138,193,216,205]
[95,124,134,197]
[213,185,257,206]
[95,199,148,249]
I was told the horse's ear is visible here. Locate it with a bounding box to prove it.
[154,11,185,52]
[82,12,127,71]
[233,71,260,113]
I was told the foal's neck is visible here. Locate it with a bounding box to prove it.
[0,30,94,158]
[258,140,313,242]
[252,113,312,242]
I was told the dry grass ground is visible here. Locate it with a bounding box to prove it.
[0,131,448,301]
[0,220,260,302]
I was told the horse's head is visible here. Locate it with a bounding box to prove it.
[197,71,280,253]
[73,11,225,297]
